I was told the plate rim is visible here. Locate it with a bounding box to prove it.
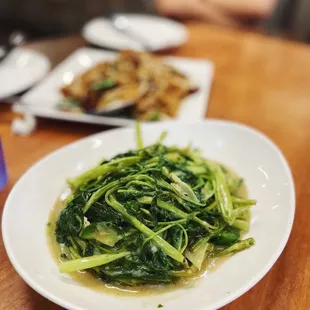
[2,119,295,310]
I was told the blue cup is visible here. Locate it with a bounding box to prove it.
[0,139,7,190]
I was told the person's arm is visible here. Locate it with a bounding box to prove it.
[155,0,239,26]
[155,0,276,26]
[209,0,276,17]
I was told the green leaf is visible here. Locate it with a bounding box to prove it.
[80,222,123,246]
[170,173,199,203]
[212,227,240,245]
[185,241,213,270]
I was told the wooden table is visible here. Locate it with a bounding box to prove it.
[1,22,310,310]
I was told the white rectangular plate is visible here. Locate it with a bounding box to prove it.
[19,48,214,127]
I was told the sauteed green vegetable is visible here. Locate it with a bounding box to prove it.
[54,124,255,286]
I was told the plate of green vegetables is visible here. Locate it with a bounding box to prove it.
[2,120,295,310]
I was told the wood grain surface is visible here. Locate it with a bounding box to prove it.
[1,22,310,310]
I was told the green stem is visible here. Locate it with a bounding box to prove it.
[68,165,115,189]
[143,224,175,245]
[126,180,155,189]
[233,219,250,232]
[106,192,184,263]
[68,156,140,188]
[158,219,187,225]
[136,122,143,149]
[83,174,155,213]
[83,180,118,213]
[177,224,188,253]
[216,238,255,257]
[59,252,130,273]
[137,196,153,204]
[157,199,216,231]
[198,201,217,214]
[232,197,257,206]
[213,167,235,225]
[156,131,168,144]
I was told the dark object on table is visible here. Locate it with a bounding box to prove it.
[0,140,8,190]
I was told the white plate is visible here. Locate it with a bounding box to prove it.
[0,48,50,99]
[83,14,188,51]
[19,48,214,127]
[2,120,295,310]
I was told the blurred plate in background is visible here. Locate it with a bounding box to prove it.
[0,48,50,100]
[83,14,188,51]
[18,48,214,127]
